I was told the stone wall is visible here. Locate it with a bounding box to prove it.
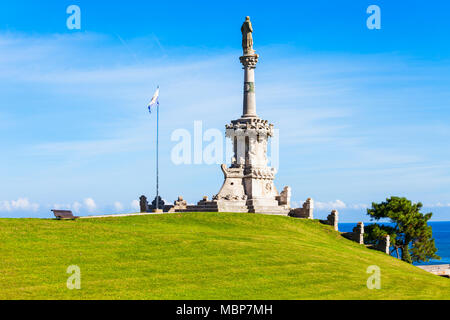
[342,222,364,245]
[289,198,313,219]
[417,264,450,278]
[319,210,339,231]
[276,186,291,208]
[341,223,392,256]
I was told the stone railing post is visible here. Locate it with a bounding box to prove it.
[327,210,339,231]
[353,222,364,244]
[304,198,314,219]
[378,234,390,254]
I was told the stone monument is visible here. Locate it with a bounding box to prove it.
[185,16,290,215]
[140,17,338,217]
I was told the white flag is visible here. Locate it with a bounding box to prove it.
[147,86,159,113]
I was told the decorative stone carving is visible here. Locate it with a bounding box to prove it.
[215,164,246,201]
[239,55,259,68]
[226,118,274,136]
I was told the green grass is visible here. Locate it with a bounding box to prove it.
[0,212,449,300]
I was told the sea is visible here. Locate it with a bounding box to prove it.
[339,221,450,266]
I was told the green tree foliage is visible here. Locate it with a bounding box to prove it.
[365,196,440,264]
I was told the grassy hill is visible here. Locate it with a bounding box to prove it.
[0,212,448,300]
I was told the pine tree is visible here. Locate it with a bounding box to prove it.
[365,196,440,264]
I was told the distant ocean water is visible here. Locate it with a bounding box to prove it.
[339,221,450,266]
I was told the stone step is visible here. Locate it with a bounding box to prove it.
[247,205,289,215]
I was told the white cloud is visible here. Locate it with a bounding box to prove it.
[0,198,39,212]
[315,199,347,211]
[314,200,370,211]
[52,203,70,210]
[424,202,450,208]
[83,198,97,212]
[349,203,370,210]
[52,201,83,213]
[53,199,140,214]
[131,200,140,212]
[72,201,82,213]
[114,201,124,212]
[313,200,370,211]
[290,201,300,208]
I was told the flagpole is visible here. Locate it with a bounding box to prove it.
[156,100,160,210]
[148,86,160,212]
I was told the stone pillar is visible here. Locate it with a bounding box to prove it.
[240,55,259,118]
[139,195,148,213]
[378,235,390,254]
[277,186,291,207]
[304,198,314,219]
[327,210,339,231]
[353,222,364,245]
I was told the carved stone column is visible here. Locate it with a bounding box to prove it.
[240,54,259,118]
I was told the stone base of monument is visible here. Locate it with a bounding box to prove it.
[182,197,249,213]
[247,206,290,215]
[170,196,290,215]
[139,195,315,217]
[246,198,290,215]
[185,202,248,213]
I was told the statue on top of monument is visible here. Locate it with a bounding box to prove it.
[241,16,254,55]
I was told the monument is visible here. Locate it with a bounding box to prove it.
[177,16,291,214]
[140,17,319,216]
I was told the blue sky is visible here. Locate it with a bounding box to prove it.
[0,1,450,221]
